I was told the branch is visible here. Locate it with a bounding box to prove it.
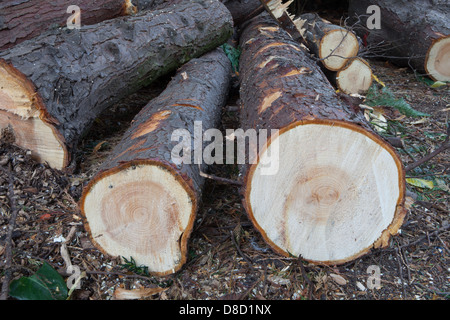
[405,126,450,172]
[0,160,19,300]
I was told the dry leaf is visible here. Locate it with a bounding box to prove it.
[329,273,347,285]
[113,287,167,300]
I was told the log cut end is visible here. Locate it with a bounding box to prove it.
[336,58,373,95]
[0,60,67,169]
[244,120,406,265]
[426,35,450,82]
[80,161,196,276]
[319,29,359,71]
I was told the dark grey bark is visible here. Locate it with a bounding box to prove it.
[80,48,232,275]
[0,0,135,50]
[0,0,233,167]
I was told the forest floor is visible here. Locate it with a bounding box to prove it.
[1,53,449,301]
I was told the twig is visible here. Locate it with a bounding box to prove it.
[405,127,450,172]
[230,231,254,266]
[198,164,242,186]
[0,161,19,300]
[297,256,315,300]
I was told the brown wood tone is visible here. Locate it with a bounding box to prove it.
[0,0,136,50]
[0,0,233,170]
[238,14,407,265]
[80,48,232,276]
[348,0,450,82]
[258,0,304,41]
[295,13,360,71]
[335,57,373,95]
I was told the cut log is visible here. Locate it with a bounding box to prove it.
[238,14,407,265]
[0,0,233,170]
[335,57,373,95]
[0,0,136,50]
[80,48,231,275]
[348,0,450,82]
[295,13,360,71]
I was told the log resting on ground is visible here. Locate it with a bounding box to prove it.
[80,48,231,276]
[0,0,233,169]
[348,0,450,82]
[238,14,406,265]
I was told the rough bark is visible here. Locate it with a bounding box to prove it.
[80,48,231,276]
[0,0,136,51]
[222,0,264,26]
[0,0,233,170]
[348,0,450,82]
[238,13,406,265]
[134,0,264,26]
[296,13,360,71]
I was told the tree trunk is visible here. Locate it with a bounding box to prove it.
[348,0,450,82]
[0,0,136,51]
[296,13,360,71]
[238,13,407,265]
[80,48,231,276]
[222,0,264,26]
[134,0,264,26]
[0,0,233,170]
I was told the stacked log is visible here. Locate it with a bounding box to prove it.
[348,0,450,82]
[258,0,373,95]
[0,0,136,50]
[238,14,406,265]
[0,0,233,170]
[80,48,231,276]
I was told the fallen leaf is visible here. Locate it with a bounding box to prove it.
[113,287,167,300]
[406,178,434,189]
[329,273,347,285]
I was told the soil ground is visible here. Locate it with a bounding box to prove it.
[1,31,449,302]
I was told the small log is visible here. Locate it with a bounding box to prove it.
[295,13,360,72]
[0,0,136,50]
[335,57,373,95]
[0,0,233,170]
[238,14,407,265]
[348,0,450,82]
[80,48,231,275]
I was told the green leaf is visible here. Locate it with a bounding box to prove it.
[221,43,241,74]
[9,262,68,300]
[365,85,430,118]
[430,81,447,88]
[406,178,434,190]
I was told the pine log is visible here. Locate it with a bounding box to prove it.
[0,0,233,170]
[296,13,360,72]
[239,14,407,265]
[0,0,136,51]
[221,0,264,26]
[80,48,231,276]
[135,0,264,26]
[348,0,450,82]
[335,57,373,95]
